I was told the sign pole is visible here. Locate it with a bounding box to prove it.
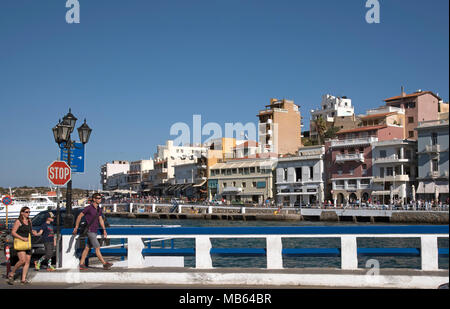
[56,186,61,268]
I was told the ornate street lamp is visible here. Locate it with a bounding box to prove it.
[52,109,92,228]
[77,119,92,144]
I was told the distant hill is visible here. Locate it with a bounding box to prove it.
[0,186,92,200]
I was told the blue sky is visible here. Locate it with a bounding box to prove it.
[0,0,448,189]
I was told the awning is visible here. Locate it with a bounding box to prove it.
[193,179,207,187]
[222,187,242,194]
[238,192,264,196]
[371,190,399,196]
[277,192,316,196]
[417,182,449,194]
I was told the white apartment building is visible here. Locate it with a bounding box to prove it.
[127,159,154,192]
[276,146,325,206]
[105,172,129,191]
[150,140,208,194]
[371,139,417,204]
[100,160,130,190]
[310,94,355,140]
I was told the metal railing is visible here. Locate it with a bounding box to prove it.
[60,225,449,271]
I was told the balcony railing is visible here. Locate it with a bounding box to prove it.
[330,137,378,148]
[373,155,411,164]
[373,175,410,182]
[425,144,440,153]
[335,153,364,162]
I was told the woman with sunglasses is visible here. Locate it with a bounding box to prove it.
[7,206,42,285]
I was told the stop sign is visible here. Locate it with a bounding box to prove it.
[47,160,71,186]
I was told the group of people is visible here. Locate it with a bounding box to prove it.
[6,193,112,285]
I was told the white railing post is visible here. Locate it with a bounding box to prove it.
[178,205,183,214]
[113,203,117,213]
[127,236,145,268]
[152,203,156,213]
[341,236,358,270]
[129,203,133,213]
[208,206,213,214]
[61,234,81,269]
[241,207,246,214]
[266,236,283,269]
[195,236,213,269]
[421,236,439,271]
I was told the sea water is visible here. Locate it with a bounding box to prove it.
[106,217,449,270]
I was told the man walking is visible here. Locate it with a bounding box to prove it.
[72,193,112,270]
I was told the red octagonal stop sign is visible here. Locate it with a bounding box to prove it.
[47,160,71,186]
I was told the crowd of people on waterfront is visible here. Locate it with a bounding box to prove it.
[102,195,450,211]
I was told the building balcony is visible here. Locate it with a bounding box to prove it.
[373,155,412,164]
[425,144,440,153]
[330,137,378,148]
[373,175,410,182]
[335,153,364,163]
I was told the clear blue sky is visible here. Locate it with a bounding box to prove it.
[0,0,448,189]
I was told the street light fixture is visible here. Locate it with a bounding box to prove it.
[77,119,92,144]
[52,109,92,227]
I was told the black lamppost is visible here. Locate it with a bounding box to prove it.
[52,108,92,228]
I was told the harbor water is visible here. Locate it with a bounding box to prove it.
[106,217,449,270]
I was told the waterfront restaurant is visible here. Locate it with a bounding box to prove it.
[208,156,277,204]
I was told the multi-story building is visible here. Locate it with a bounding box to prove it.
[100,160,129,190]
[208,156,277,204]
[310,94,356,142]
[105,172,129,191]
[371,140,417,204]
[326,108,406,205]
[232,140,259,159]
[275,146,325,206]
[257,98,302,155]
[150,140,208,196]
[384,88,442,140]
[127,159,154,193]
[169,156,208,199]
[415,117,449,202]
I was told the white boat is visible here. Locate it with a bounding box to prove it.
[0,193,59,221]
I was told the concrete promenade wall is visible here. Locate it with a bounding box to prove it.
[30,267,449,289]
[105,209,449,224]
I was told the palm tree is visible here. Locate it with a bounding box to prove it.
[313,116,327,145]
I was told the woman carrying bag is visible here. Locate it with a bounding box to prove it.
[7,206,42,285]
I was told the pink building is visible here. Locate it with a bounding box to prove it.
[384,89,441,140]
[325,121,405,205]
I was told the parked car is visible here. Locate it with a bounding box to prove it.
[3,207,110,265]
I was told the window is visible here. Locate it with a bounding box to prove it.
[284,168,288,181]
[386,167,393,176]
[232,168,237,174]
[362,164,367,175]
[295,167,302,182]
[242,182,246,188]
[223,182,227,188]
[408,131,414,138]
[349,168,354,175]
[226,169,232,175]
[432,132,438,145]
[379,167,385,178]
[432,159,439,172]
[408,117,414,124]
[337,168,343,175]
[250,167,255,173]
[252,182,257,188]
[309,166,314,179]
[233,181,236,187]
[379,150,386,158]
